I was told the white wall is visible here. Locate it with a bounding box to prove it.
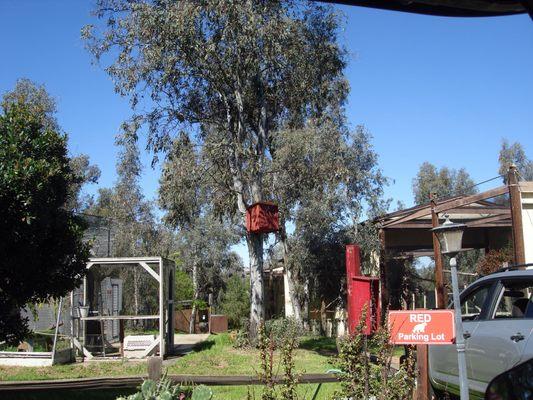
[522,191,533,264]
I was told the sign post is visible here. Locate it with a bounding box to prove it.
[389,309,456,400]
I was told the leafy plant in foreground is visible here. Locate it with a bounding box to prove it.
[333,310,416,400]
[117,379,212,400]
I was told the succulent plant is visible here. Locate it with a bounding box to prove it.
[191,385,213,400]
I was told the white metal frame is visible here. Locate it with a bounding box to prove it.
[74,257,175,359]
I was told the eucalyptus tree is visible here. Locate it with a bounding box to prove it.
[159,135,241,332]
[412,162,477,205]
[498,139,533,182]
[270,123,387,324]
[86,134,172,319]
[84,0,347,337]
[1,78,59,131]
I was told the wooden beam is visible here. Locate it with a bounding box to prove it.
[0,373,341,392]
[466,213,512,227]
[147,357,162,381]
[508,166,526,265]
[141,337,160,358]
[385,223,433,229]
[379,229,389,320]
[434,186,508,214]
[139,261,161,283]
[382,207,433,228]
[382,187,509,229]
[444,207,510,215]
[382,196,465,228]
[71,338,93,360]
[431,195,445,310]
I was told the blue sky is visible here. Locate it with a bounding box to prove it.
[1,1,532,261]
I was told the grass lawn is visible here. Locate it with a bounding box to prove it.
[0,334,344,399]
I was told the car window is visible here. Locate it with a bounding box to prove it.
[492,280,533,319]
[461,284,490,321]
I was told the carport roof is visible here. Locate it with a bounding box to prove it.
[374,185,513,257]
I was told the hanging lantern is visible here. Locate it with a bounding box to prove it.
[431,215,466,255]
[245,202,279,234]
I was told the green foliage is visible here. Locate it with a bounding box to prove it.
[257,322,275,400]
[245,321,300,400]
[85,0,351,336]
[264,318,302,350]
[220,275,250,329]
[0,88,90,345]
[275,124,388,320]
[1,78,59,131]
[278,331,299,400]
[174,268,194,307]
[67,154,101,212]
[498,139,533,182]
[333,311,416,400]
[117,378,193,400]
[476,246,513,276]
[191,385,213,400]
[412,161,477,205]
[232,327,252,350]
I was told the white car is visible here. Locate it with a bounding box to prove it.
[429,268,533,399]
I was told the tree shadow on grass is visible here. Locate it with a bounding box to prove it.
[298,336,338,356]
[6,388,137,400]
[192,338,216,352]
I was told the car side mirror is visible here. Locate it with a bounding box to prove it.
[485,357,533,399]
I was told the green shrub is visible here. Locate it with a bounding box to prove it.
[220,275,250,329]
[264,317,302,349]
[333,310,416,400]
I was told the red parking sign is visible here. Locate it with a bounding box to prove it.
[388,310,455,345]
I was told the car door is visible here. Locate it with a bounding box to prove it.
[429,281,493,393]
[466,277,533,391]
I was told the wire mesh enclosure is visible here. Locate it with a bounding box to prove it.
[71,257,175,359]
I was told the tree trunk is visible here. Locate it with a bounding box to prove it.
[320,298,327,336]
[247,232,264,339]
[302,279,309,331]
[279,224,304,328]
[189,260,199,334]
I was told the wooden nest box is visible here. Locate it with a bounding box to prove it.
[245,202,279,234]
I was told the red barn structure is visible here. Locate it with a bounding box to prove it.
[245,202,279,234]
[345,244,380,335]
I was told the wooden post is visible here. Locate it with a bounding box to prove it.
[147,356,163,381]
[430,194,445,309]
[119,320,125,358]
[508,165,526,265]
[416,344,429,400]
[100,320,106,357]
[379,229,389,322]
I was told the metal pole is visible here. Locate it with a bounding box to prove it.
[450,257,469,400]
[51,297,64,365]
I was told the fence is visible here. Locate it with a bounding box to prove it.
[0,373,339,392]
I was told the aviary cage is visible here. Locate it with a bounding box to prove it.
[71,257,175,359]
